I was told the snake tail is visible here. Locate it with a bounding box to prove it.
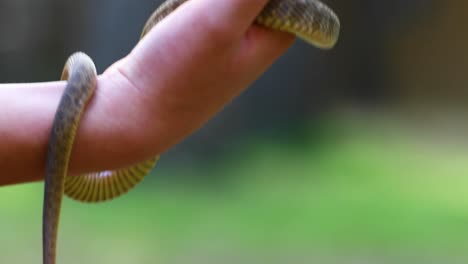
[43,52,97,264]
[44,49,159,263]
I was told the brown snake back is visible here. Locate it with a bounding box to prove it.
[42,1,340,263]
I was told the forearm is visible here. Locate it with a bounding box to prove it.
[0,76,163,186]
[0,56,251,186]
[0,82,63,185]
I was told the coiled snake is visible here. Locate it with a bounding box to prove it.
[42,0,340,263]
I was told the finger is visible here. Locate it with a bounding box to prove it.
[235,25,295,76]
[125,0,272,96]
[188,0,270,37]
[139,0,271,50]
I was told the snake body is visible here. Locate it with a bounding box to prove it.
[43,0,340,263]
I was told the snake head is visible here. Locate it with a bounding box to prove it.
[257,0,340,49]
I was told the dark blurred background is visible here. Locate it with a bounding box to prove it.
[3,0,468,263]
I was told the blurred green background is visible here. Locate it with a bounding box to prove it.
[2,0,468,263]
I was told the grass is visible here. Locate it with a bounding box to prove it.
[2,118,468,263]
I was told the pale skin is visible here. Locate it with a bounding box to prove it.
[0,0,294,186]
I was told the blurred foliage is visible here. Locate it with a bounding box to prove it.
[2,117,468,263]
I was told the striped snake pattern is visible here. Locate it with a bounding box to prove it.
[42,0,340,263]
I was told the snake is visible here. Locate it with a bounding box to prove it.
[42,0,340,263]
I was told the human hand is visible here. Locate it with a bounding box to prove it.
[72,0,294,173]
[0,0,294,185]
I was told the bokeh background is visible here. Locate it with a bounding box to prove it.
[2,0,468,263]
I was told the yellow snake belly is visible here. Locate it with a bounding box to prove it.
[42,0,340,263]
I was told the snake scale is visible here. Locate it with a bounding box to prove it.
[42,0,340,263]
